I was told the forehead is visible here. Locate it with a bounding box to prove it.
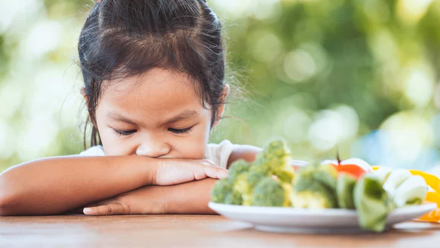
[99,68,204,120]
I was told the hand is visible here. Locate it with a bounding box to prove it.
[153,158,228,185]
[82,186,165,215]
[82,179,220,216]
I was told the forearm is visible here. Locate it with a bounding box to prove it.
[112,179,218,215]
[162,179,218,214]
[0,155,156,216]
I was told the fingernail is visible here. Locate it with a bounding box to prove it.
[83,208,92,214]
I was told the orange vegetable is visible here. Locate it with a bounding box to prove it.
[417,191,440,222]
[331,164,366,179]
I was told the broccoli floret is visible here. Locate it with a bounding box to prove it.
[233,173,252,205]
[281,182,293,207]
[233,170,269,206]
[228,159,251,182]
[211,140,298,207]
[247,170,267,189]
[273,166,295,184]
[211,179,233,203]
[224,189,243,205]
[251,177,291,207]
[292,164,338,208]
[257,140,291,163]
[292,181,337,208]
[211,179,243,205]
[255,140,294,183]
[249,158,272,176]
[257,141,291,169]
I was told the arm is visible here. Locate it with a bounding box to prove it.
[0,155,155,216]
[227,145,262,168]
[162,179,218,214]
[0,156,227,216]
[81,145,264,216]
[80,179,219,215]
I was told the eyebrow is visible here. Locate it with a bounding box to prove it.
[163,109,198,125]
[106,109,198,126]
[107,112,138,125]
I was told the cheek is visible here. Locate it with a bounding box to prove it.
[98,126,129,156]
[95,107,134,156]
[173,122,210,159]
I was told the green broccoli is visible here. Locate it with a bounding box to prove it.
[211,179,233,204]
[211,140,296,207]
[233,173,252,205]
[248,158,272,175]
[291,181,336,208]
[291,164,338,209]
[257,140,291,164]
[281,182,293,207]
[273,166,295,184]
[228,159,251,182]
[233,171,266,206]
[211,179,243,205]
[255,140,294,183]
[251,177,291,207]
[224,189,243,205]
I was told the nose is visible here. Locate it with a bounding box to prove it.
[135,137,171,158]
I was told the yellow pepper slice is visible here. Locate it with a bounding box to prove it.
[417,191,440,222]
[409,170,440,222]
[409,170,440,192]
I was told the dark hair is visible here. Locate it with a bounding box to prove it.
[78,0,226,148]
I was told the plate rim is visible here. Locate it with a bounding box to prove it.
[208,201,437,217]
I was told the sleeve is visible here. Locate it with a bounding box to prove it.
[78,145,106,156]
[204,140,235,169]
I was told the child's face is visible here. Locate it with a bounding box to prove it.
[92,68,227,159]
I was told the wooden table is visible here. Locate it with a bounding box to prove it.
[1,215,440,247]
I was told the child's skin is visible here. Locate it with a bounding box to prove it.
[0,68,261,216]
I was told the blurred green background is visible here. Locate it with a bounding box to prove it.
[1,0,440,174]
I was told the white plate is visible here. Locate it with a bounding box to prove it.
[208,202,437,233]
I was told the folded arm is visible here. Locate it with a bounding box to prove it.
[0,155,226,216]
[0,155,156,216]
[81,145,263,215]
[80,179,219,215]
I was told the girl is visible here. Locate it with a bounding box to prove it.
[0,0,261,216]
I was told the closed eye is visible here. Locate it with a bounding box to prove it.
[168,126,193,134]
[113,129,137,136]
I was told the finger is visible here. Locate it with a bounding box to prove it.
[83,202,128,216]
[201,166,228,180]
[84,198,116,208]
[201,159,217,167]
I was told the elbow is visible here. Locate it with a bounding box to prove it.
[0,177,18,216]
[0,192,15,216]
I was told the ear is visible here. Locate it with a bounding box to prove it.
[212,84,230,128]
